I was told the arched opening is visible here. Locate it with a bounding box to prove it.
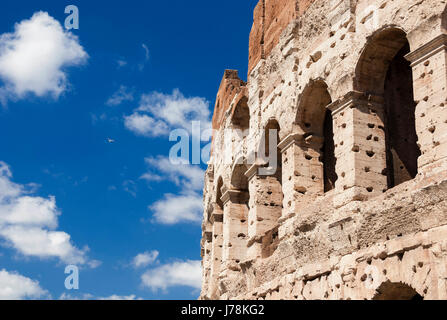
[231,96,250,131]
[355,28,421,189]
[264,119,281,162]
[323,109,337,192]
[297,80,337,193]
[373,281,423,300]
[263,119,282,183]
[216,177,224,212]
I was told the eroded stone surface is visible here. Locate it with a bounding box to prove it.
[201,0,447,300]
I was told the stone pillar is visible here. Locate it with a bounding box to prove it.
[200,230,212,298]
[328,91,388,207]
[245,164,282,260]
[279,133,325,219]
[208,206,223,298]
[221,189,249,267]
[405,34,447,175]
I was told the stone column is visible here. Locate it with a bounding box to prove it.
[279,133,325,220]
[244,164,282,260]
[208,205,223,298]
[328,91,388,208]
[405,34,447,175]
[200,230,212,298]
[221,189,249,268]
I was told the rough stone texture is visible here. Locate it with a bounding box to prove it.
[201,0,447,300]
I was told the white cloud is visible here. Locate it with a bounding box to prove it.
[124,89,211,137]
[106,85,134,106]
[124,113,169,137]
[132,250,159,268]
[138,43,150,71]
[59,293,140,300]
[0,269,47,300]
[99,294,140,300]
[0,11,88,103]
[141,260,202,292]
[0,161,94,265]
[141,157,205,191]
[142,44,150,61]
[116,59,127,68]
[150,192,203,225]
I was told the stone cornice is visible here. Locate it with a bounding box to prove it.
[211,212,223,224]
[327,91,384,116]
[221,189,249,206]
[244,163,261,182]
[205,231,212,243]
[244,158,270,181]
[278,133,304,153]
[405,34,447,67]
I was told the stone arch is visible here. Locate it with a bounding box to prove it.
[355,27,421,189]
[231,161,249,192]
[215,176,224,211]
[296,79,337,193]
[231,96,250,131]
[264,118,281,161]
[355,27,410,94]
[373,281,424,300]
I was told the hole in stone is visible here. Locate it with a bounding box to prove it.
[366,151,375,157]
[367,187,374,193]
[368,123,375,128]
[367,135,373,140]
[365,167,370,172]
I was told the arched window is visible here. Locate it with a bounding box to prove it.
[296,80,337,194]
[373,281,423,300]
[231,96,250,131]
[356,28,421,189]
[216,177,224,212]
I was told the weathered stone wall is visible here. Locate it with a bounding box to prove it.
[201,0,447,300]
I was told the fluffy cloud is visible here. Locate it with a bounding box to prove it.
[141,156,205,191]
[132,250,159,268]
[124,89,211,137]
[99,294,140,301]
[106,85,134,106]
[59,293,140,300]
[150,192,203,225]
[0,269,47,300]
[0,161,93,265]
[141,260,202,292]
[0,11,88,103]
[124,113,169,137]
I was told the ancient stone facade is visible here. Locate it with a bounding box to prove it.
[200,0,447,300]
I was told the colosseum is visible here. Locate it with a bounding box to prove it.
[200,0,447,300]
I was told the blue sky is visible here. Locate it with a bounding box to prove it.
[0,0,257,300]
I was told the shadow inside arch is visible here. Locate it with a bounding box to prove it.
[373,281,424,300]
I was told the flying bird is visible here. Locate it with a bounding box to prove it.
[106,138,116,144]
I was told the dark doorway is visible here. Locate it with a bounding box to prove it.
[384,43,421,188]
[322,110,338,192]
